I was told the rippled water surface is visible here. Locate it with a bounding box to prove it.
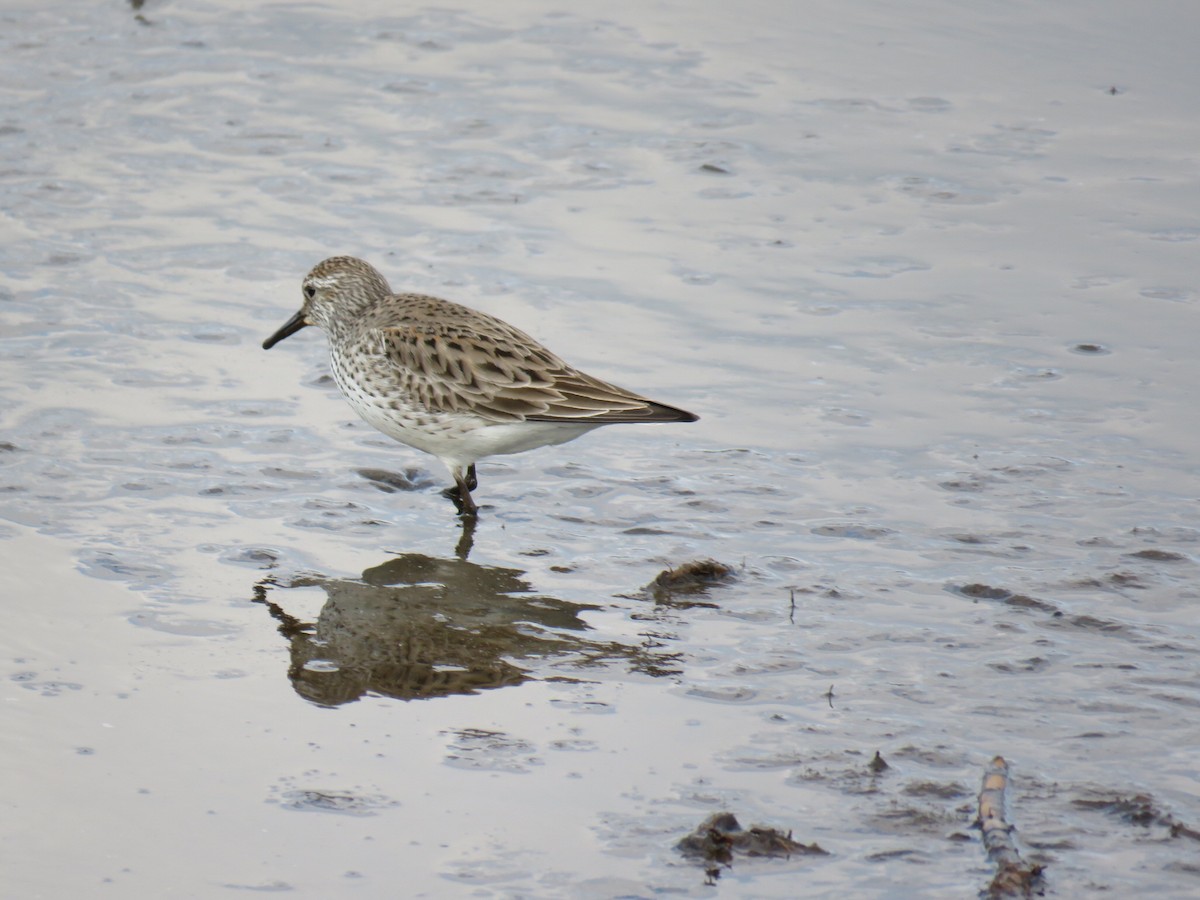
[3,1,1199,897]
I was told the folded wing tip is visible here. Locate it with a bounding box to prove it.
[647,401,699,423]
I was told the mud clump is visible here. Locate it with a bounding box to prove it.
[677,811,826,869]
[649,559,735,599]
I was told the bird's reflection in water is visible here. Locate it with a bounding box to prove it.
[254,551,616,706]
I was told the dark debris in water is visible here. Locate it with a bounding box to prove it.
[953,583,1055,612]
[649,558,736,601]
[1073,790,1200,841]
[678,812,826,882]
[1124,548,1188,563]
[223,547,280,569]
[811,522,895,540]
[276,789,396,816]
[951,583,1135,634]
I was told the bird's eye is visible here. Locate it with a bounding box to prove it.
[304,285,316,300]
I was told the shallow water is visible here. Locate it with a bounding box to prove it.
[3,1,1199,897]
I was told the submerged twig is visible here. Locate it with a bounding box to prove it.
[977,756,1044,898]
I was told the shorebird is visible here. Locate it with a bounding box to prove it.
[263,256,698,515]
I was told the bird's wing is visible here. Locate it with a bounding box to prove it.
[373,318,690,424]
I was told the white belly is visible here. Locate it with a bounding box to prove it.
[332,362,601,470]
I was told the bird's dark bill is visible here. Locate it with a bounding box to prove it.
[262,310,309,349]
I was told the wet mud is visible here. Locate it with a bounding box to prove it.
[2,1,1199,897]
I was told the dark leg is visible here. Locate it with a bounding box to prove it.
[440,465,478,516]
[455,471,478,516]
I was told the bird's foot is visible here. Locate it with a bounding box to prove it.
[441,483,479,517]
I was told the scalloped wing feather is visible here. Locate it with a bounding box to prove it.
[373,309,694,424]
